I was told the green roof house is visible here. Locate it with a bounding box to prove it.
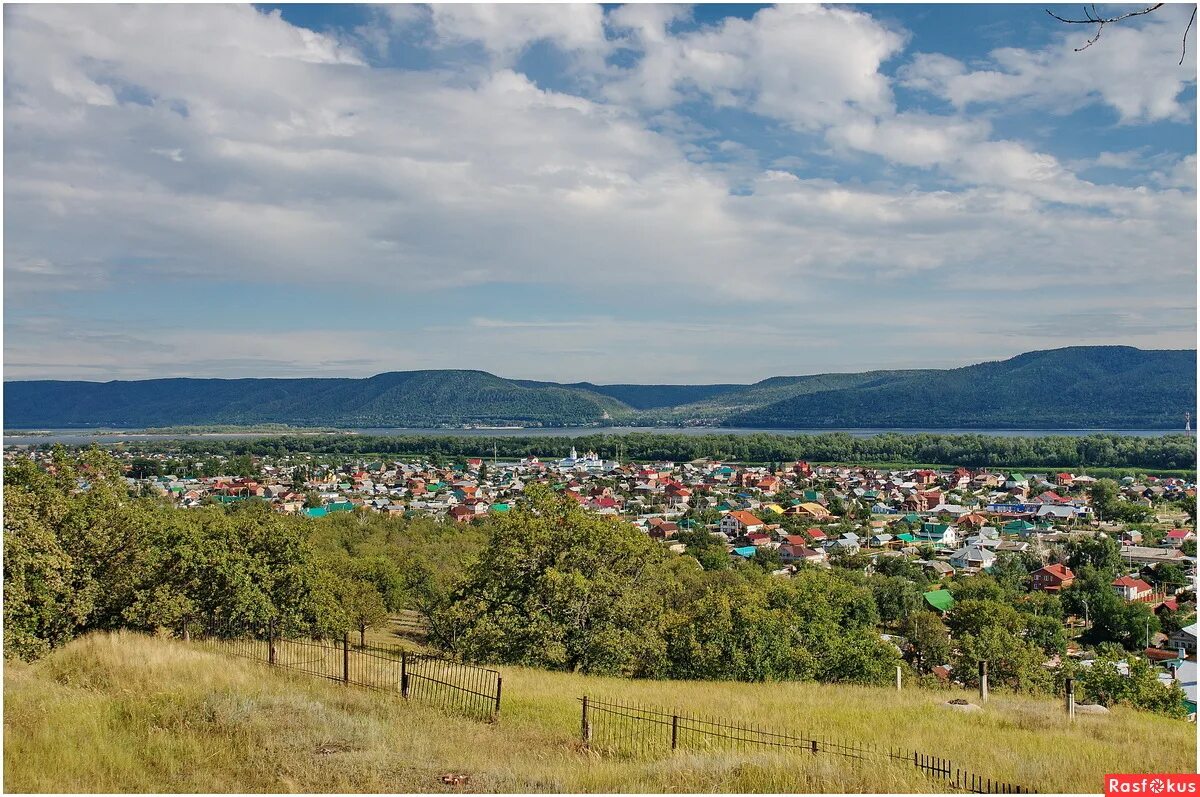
[923,589,955,614]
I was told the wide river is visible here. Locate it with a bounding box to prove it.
[1,426,1183,446]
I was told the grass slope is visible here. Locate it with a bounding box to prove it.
[5,632,1194,793]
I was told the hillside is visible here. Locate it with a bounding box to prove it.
[3,346,1195,429]
[726,347,1197,429]
[3,370,634,429]
[5,632,1195,794]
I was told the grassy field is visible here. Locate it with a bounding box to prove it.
[5,632,1195,794]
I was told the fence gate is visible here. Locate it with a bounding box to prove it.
[196,629,501,720]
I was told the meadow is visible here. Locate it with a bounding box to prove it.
[4,631,1194,794]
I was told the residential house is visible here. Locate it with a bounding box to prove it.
[1030,563,1075,593]
[949,544,997,571]
[1166,529,1196,548]
[1168,623,1197,655]
[720,510,766,536]
[1112,575,1154,602]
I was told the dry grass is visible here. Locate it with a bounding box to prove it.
[4,632,1194,793]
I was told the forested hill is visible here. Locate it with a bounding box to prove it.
[3,346,1195,430]
[723,347,1197,430]
[2,371,634,429]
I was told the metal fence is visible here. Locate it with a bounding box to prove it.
[578,696,1034,794]
[197,631,501,720]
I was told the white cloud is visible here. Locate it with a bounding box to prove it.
[428,3,609,67]
[2,4,1194,380]
[606,4,906,130]
[899,4,1197,124]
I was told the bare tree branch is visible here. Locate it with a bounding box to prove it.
[1045,3,1196,59]
[1181,5,1197,64]
[1045,3,1164,26]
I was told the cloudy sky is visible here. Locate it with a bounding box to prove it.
[4,2,1196,384]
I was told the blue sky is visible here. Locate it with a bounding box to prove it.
[4,3,1196,383]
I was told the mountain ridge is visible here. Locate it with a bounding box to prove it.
[4,346,1195,430]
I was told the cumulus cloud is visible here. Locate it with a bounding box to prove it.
[2,3,1194,380]
[899,4,1197,123]
[605,4,906,130]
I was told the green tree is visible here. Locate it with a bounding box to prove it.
[904,611,951,673]
[872,576,922,624]
[437,484,672,675]
[1073,649,1187,718]
[1066,534,1121,575]
[340,579,389,647]
[954,625,1052,694]
[128,457,163,480]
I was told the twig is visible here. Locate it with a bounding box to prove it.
[1045,3,1165,52]
[1181,5,1197,65]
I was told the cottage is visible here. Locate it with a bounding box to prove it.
[1165,529,1196,548]
[720,510,766,536]
[1030,563,1075,593]
[1169,623,1197,655]
[1112,575,1154,602]
[948,544,996,571]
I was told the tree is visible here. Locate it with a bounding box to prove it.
[1066,533,1121,575]
[1072,648,1188,718]
[1151,562,1187,590]
[872,576,923,624]
[904,611,951,673]
[751,546,783,572]
[128,457,163,480]
[954,625,1052,694]
[1088,480,1120,522]
[340,579,389,647]
[436,484,673,676]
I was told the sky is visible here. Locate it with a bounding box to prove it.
[3,2,1196,384]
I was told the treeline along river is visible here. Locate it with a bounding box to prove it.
[19,430,1195,471]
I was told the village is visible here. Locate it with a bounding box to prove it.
[7,441,1196,718]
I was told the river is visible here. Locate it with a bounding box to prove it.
[1,426,1183,447]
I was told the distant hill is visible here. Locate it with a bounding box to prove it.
[3,370,635,429]
[723,347,1196,429]
[4,347,1195,430]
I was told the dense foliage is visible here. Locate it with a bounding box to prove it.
[119,431,1197,471]
[3,449,409,659]
[433,485,905,684]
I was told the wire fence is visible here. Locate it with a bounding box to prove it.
[196,629,501,721]
[578,696,1034,794]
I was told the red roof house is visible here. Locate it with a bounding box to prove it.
[1031,563,1075,593]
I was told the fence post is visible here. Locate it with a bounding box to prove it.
[581,697,592,747]
[1065,677,1075,721]
[401,650,410,698]
[267,620,277,666]
[811,740,818,755]
[494,676,503,717]
[671,714,679,750]
[342,632,350,684]
[979,660,988,703]
[896,665,902,691]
